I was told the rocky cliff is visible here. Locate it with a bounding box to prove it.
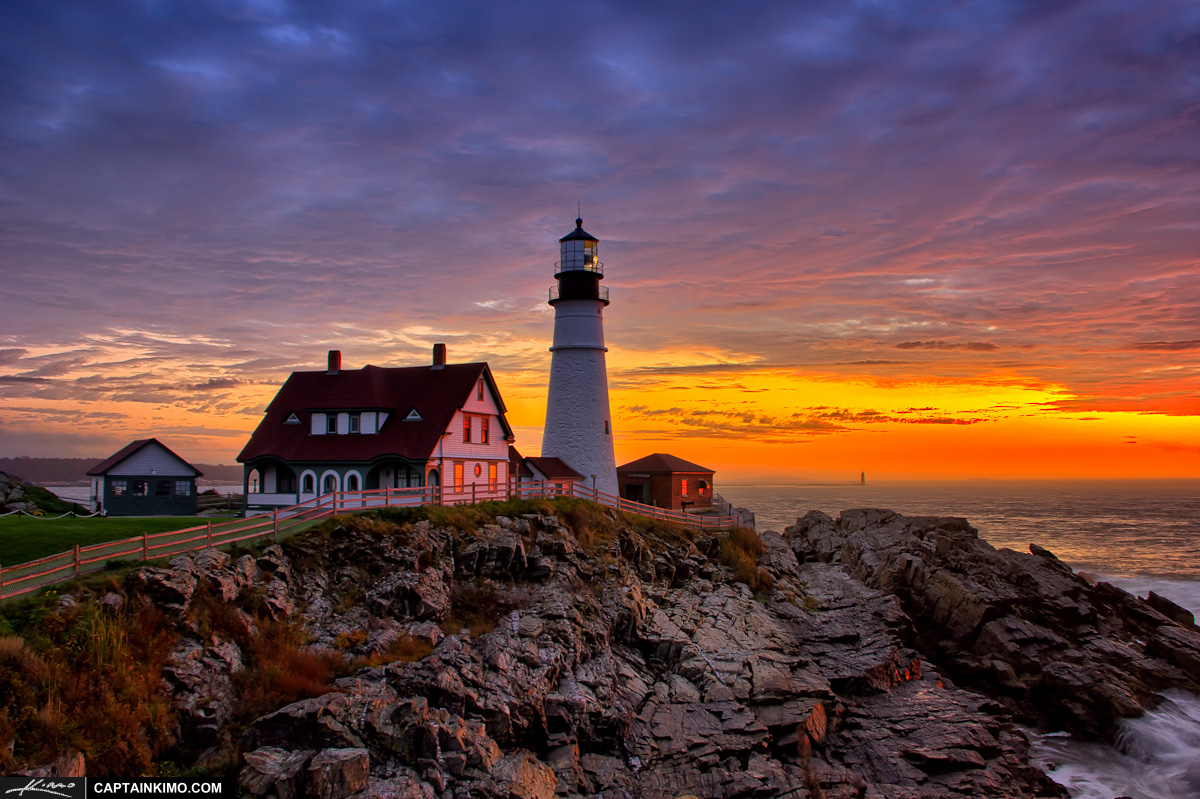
[11,501,1200,798]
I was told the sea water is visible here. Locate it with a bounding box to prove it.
[718,480,1200,799]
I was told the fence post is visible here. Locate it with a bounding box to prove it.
[273,509,279,543]
[206,521,212,549]
[142,531,148,560]
[0,565,5,596]
[73,545,80,577]
[472,482,476,505]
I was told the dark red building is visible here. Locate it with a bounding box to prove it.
[617,453,714,510]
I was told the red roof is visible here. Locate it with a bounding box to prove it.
[617,453,713,474]
[87,438,203,477]
[509,445,534,478]
[238,362,511,465]
[524,457,584,481]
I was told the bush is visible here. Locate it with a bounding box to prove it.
[718,528,775,595]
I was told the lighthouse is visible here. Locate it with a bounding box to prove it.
[541,217,619,497]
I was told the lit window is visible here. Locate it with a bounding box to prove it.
[463,415,472,443]
[478,379,484,401]
[349,413,360,434]
[488,462,497,488]
[175,481,191,496]
[111,479,128,496]
[474,463,482,478]
[681,479,689,496]
[454,462,464,492]
[481,417,489,445]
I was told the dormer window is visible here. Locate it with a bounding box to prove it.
[477,379,484,401]
[349,413,360,434]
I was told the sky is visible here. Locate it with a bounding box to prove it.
[1,0,1197,482]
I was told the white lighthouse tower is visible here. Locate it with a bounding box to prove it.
[541,217,619,497]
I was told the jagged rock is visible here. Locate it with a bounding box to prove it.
[488,751,557,799]
[1147,591,1196,627]
[163,638,245,745]
[40,503,1193,798]
[786,507,1200,740]
[308,747,370,799]
[136,565,198,612]
[240,747,314,797]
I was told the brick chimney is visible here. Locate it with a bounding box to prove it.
[432,343,446,370]
[327,350,341,375]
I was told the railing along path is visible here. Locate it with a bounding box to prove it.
[0,481,739,601]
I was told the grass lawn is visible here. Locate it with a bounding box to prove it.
[0,516,227,566]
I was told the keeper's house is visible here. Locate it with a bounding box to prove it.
[617,453,714,511]
[87,439,202,516]
[237,346,514,511]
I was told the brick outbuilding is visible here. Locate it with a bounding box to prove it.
[616,453,714,511]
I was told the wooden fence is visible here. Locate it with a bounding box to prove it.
[0,481,740,601]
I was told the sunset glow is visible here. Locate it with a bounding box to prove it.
[1,1,1197,481]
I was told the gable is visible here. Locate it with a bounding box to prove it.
[104,441,201,477]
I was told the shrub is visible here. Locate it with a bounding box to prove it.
[718,528,775,595]
[349,635,435,670]
[233,622,343,724]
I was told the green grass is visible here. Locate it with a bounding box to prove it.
[0,517,213,567]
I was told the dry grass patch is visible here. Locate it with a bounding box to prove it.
[718,528,775,595]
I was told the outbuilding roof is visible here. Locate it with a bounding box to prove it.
[524,457,584,481]
[616,453,713,474]
[87,438,203,477]
[237,361,512,465]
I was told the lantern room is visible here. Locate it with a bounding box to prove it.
[556,218,602,276]
[550,217,609,306]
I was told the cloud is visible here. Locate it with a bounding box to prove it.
[1132,340,1200,351]
[895,341,999,351]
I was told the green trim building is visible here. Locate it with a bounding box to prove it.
[87,439,202,516]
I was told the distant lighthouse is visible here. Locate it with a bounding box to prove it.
[541,217,618,497]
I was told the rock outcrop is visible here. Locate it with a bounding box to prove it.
[786,508,1200,740]
[32,503,1200,797]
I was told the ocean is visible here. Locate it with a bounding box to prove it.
[718,479,1200,799]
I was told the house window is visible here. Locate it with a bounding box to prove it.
[481,417,489,445]
[323,474,337,493]
[681,479,689,496]
[347,473,359,490]
[303,474,315,493]
[488,462,497,488]
[349,413,360,434]
[156,480,171,496]
[477,379,484,401]
[175,481,192,496]
[111,479,128,496]
[132,480,149,496]
[474,463,482,478]
[463,415,472,443]
[327,415,338,434]
[698,480,707,496]
[604,420,610,435]
[454,462,464,492]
